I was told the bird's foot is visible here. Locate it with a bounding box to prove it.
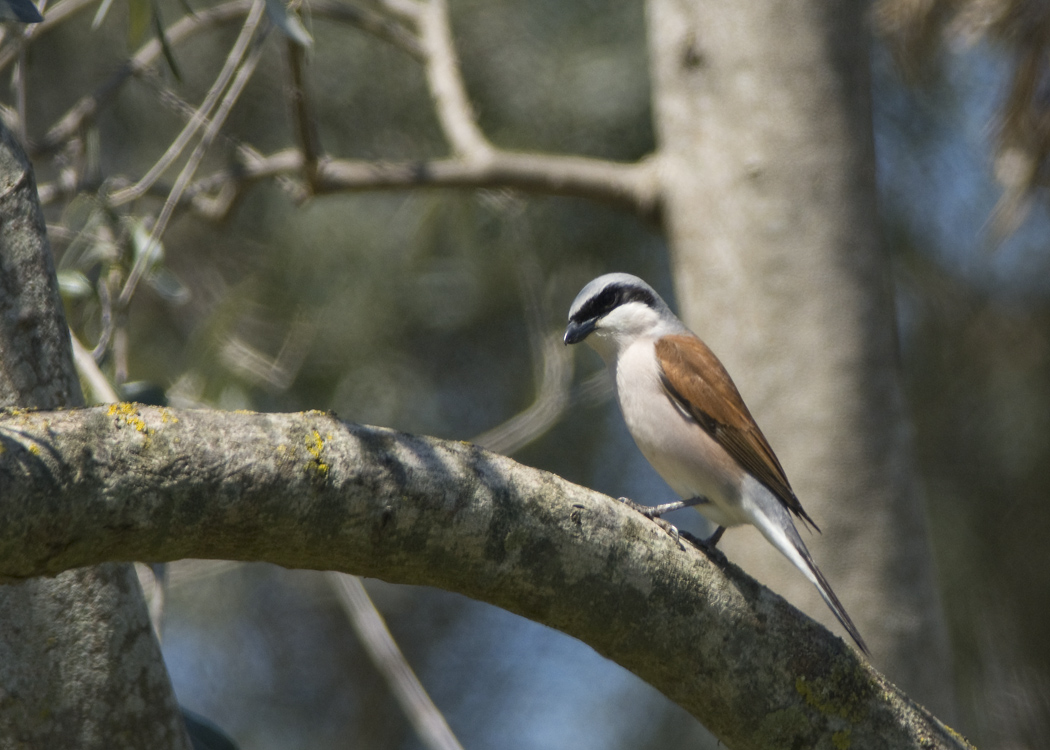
[617,495,709,550]
[652,517,685,550]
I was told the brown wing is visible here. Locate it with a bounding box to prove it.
[654,334,818,531]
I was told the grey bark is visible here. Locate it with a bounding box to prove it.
[646,0,957,721]
[0,126,190,749]
[0,406,972,750]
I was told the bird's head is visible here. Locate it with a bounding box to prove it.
[564,273,682,361]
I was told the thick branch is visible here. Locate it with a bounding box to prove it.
[0,406,970,750]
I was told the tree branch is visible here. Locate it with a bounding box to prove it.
[0,405,971,750]
[183,149,661,222]
[31,0,257,157]
[413,0,493,159]
[328,572,464,750]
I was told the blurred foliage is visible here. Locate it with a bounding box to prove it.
[876,0,1050,236]
[7,0,1050,747]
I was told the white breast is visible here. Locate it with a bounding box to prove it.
[612,338,749,528]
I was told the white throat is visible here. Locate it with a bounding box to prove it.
[585,301,682,362]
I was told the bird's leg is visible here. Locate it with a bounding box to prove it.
[703,525,725,548]
[633,495,709,519]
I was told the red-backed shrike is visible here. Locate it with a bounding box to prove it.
[564,272,867,653]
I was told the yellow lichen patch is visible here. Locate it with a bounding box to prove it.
[940,723,975,748]
[107,402,152,436]
[159,408,179,424]
[28,444,40,456]
[305,429,330,477]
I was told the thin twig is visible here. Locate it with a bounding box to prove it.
[0,0,98,74]
[310,0,423,60]
[108,0,266,206]
[327,572,465,750]
[117,22,270,308]
[33,0,424,158]
[286,37,321,187]
[91,268,115,363]
[113,311,128,386]
[70,329,120,403]
[33,0,256,157]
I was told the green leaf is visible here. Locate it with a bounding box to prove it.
[264,0,312,47]
[57,270,93,299]
[128,217,164,270]
[146,266,191,305]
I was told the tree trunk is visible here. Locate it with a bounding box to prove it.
[0,125,190,749]
[646,0,957,720]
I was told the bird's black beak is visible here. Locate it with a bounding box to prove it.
[563,318,596,345]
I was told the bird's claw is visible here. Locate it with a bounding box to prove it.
[618,497,686,549]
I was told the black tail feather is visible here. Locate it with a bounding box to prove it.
[797,542,869,655]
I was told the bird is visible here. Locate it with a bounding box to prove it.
[563,272,868,654]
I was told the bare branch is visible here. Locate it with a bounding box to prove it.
[91,266,117,363]
[286,37,322,186]
[33,0,257,157]
[311,0,424,60]
[328,573,465,750]
[182,148,661,222]
[70,329,119,404]
[32,0,423,159]
[117,19,269,308]
[183,148,660,221]
[107,0,266,207]
[0,406,971,750]
[413,0,492,158]
[314,151,662,220]
[0,0,98,75]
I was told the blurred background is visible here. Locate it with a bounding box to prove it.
[11,0,1050,746]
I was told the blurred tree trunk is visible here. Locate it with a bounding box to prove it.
[646,0,958,721]
[0,126,190,749]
